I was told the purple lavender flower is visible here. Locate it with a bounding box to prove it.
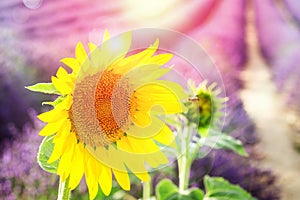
[255,0,300,114]
[0,29,30,145]
[224,94,258,145]
[284,0,300,26]
[0,119,58,199]
[0,115,90,199]
[0,27,59,150]
[0,178,15,200]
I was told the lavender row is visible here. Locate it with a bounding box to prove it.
[255,0,300,113]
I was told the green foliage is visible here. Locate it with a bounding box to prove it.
[37,136,59,174]
[155,176,256,200]
[156,179,204,200]
[203,176,256,200]
[200,134,248,156]
[25,83,60,95]
[186,189,205,200]
[156,179,178,200]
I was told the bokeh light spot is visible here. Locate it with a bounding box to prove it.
[23,0,43,10]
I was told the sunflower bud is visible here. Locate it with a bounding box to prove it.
[185,80,227,136]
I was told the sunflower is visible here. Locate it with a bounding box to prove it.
[34,30,186,199]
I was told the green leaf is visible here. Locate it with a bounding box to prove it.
[202,134,248,156]
[42,96,64,107]
[203,176,256,200]
[185,188,204,200]
[37,135,59,173]
[25,83,60,95]
[156,179,178,200]
[156,179,204,200]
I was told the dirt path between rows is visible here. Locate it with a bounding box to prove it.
[240,2,300,199]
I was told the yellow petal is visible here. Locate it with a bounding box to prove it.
[48,127,74,164]
[153,125,177,148]
[126,112,166,139]
[47,141,63,163]
[135,80,186,114]
[48,133,67,163]
[126,136,159,153]
[87,182,98,200]
[145,151,168,168]
[57,139,75,181]
[39,118,66,136]
[131,110,151,127]
[69,143,84,190]
[60,58,80,73]
[112,169,130,191]
[103,29,110,42]
[53,120,71,143]
[133,172,149,182]
[112,39,159,74]
[85,155,101,200]
[37,108,67,123]
[98,165,112,196]
[88,42,97,52]
[115,139,149,173]
[133,39,159,65]
[75,42,88,65]
[124,64,170,86]
[116,136,134,152]
[141,39,159,60]
[52,76,72,95]
[56,67,69,80]
[64,95,73,110]
[147,53,173,65]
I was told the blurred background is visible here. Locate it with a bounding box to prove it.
[0,0,300,199]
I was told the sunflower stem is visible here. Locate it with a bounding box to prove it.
[178,125,192,193]
[58,176,71,200]
[142,176,152,200]
[178,153,192,192]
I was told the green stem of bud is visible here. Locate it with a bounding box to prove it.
[178,125,192,193]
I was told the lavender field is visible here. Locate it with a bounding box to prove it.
[1,0,300,199]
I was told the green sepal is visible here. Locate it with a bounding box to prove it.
[25,83,60,95]
[37,135,59,174]
[203,176,256,200]
[156,179,204,200]
[42,96,64,107]
[198,127,209,138]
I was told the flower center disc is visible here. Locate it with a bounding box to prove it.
[71,69,135,148]
[94,70,134,142]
